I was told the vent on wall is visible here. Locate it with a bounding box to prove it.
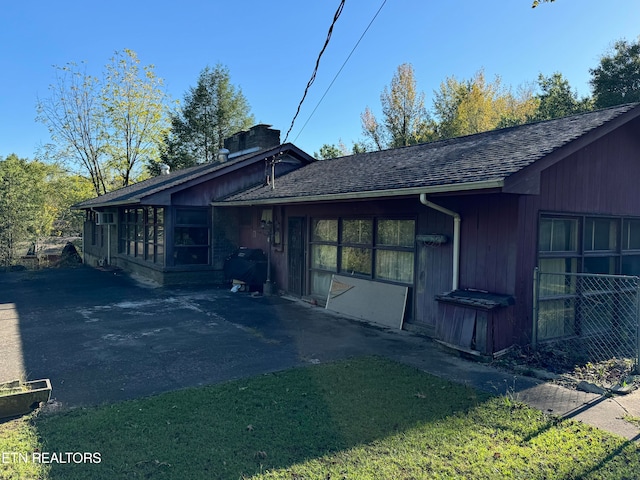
[95,212,115,225]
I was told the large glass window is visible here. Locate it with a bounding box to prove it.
[119,207,164,265]
[174,208,210,266]
[342,219,372,244]
[538,214,640,341]
[584,218,618,252]
[377,219,415,247]
[340,219,373,276]
[312,219,338,242]
[623,219,640,251]
[539,218,578,253]
[309,216,415,299]
[375,219,415,283]
[537,215,635,274]
[310,219,338,297]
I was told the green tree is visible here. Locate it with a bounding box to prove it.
[0,155,52,266]
[314,143,345,160]
[102,49,171,187]
[590,38,640,108]
[45,166,95,236]
[36,63,108,196]
[155,65,254,173]
[313,139,368,160]
[432,70,538,139]
[37,50,172,196]
[531,73,592,121]
[361,63,434,150]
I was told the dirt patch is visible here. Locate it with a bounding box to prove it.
[494,343,640,392]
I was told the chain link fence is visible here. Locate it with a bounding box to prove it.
[533,268,640,368]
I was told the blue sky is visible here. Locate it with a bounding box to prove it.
[1,0,639,161]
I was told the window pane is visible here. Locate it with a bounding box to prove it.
[375,250,414,283]
[538,257,577,274]
[342,219,372,244]
[145,226,155,243]
[539,218,577,252]
[538,298,576,340]
[622,255,640,276]
[624,219,640,250]
[146,243,155,261]
[538,261,577,297]
[176,208,208,225]
[175,227,208,246]
[126,224,134,241]
[340,247,372,275]
[583,256,616,275]
[311,244,337,271]
[145,207,154,224]
[155,244,164,264]
[312,219,338,242]
[311,270,333,298]
[157,226,164,246]
[377,220,415,247]
[585,218,617,251]
[156,208,164,225]
[174,247,209,265]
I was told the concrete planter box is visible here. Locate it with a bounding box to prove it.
[0,379,52,419]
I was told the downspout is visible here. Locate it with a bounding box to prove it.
[419,194,460,291]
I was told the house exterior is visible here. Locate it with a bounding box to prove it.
[77,104,640,356]
[75,124,315,285]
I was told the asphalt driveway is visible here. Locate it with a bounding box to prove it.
[4,266,640,440]
[0,266,536,409]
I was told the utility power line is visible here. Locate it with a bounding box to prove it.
[283,0,346,144]
[293,0,388,145]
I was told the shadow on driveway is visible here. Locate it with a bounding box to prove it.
[0,266,539,409]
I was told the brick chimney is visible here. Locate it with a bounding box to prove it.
[224,124,281,155]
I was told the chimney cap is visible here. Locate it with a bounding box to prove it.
[217,148,230,163]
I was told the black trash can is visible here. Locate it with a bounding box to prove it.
[223,248,268,289]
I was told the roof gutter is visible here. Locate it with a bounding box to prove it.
[212,179,504,207]
[419,194,460,292]
[72,199,142,210]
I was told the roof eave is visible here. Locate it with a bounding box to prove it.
[211,179,505,206]
[504,103,640,194]
[73,143,315,209]
[72,199,142,210]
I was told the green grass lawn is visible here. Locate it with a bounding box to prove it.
[1,356,639,479]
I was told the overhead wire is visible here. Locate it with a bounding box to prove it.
[282,0,346,144]
[292,0,387,144]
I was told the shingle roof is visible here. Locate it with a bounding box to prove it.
[219,103,640,205]
[74,144,311,208]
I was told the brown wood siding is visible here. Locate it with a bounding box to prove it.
[415,207,453,327]
[171,159,302,206]
[515,118,640,345]
[426,194,520,351]
[448,194,519,296]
